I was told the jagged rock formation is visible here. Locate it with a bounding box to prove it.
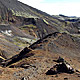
[46,57,74,75]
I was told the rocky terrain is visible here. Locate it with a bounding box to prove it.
[0,0,80,80]
[53,14,80,22]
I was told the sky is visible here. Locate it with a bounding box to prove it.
[18,0,80,17]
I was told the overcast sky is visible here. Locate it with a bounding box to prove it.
[18,0,80,17]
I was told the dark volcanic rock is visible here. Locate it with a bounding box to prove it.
[1,47,33,67]
[46,58,74,75]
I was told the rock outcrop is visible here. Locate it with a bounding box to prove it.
[46,57,74,75]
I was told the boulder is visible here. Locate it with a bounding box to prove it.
[46,57,74,75]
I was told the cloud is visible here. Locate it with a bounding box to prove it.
[18,0,45,9]
[18,0,80,17]
[18,0,44,5]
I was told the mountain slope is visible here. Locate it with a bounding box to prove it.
[0,0,64,58]
[0,0,80,80]
[0,32,80,80]
[0,0,79,38]
[0,0,79,62]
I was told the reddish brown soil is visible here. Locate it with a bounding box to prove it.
[0,50,80,80]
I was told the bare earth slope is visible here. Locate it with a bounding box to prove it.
[0,32,80,80]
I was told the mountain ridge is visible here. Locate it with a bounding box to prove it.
[0,0,79,58]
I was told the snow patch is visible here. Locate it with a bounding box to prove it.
[1,30,12,36]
